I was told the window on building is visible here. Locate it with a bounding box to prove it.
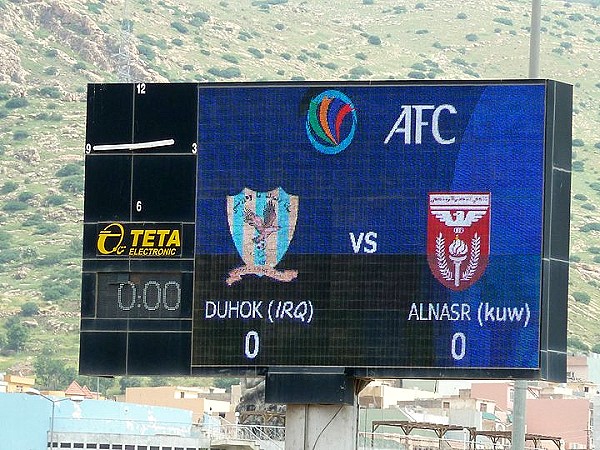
[479,403,487,412]
[443,401,450,409]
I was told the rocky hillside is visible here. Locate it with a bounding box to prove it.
[0,0,599,374]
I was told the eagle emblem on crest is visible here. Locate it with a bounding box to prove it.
[427,193,491,291]
[226,187,299,285]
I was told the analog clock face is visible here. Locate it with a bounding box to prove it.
[80,81,570,381]
[81,83,197,376]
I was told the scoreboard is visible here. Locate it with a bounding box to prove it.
[80,80,571,381]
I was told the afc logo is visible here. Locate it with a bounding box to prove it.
[384,104,457,145]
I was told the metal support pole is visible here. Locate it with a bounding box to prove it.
[50,400,56,449]
[512,380,527,450]
[529,0,542,78]
[26,389,83,450]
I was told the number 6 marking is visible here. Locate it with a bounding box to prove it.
[244,331,259,359]
[136,201,142,212]
[451,332,466,360]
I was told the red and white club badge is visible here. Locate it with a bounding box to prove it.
[427,193,491,291]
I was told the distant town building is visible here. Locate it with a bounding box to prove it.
[125,384,240,423]
[0,372,35,393]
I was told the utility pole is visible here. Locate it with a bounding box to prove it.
[116,0,132,83]
[512,4,542,450]
[512,380,527,450]
[529,0,542,78]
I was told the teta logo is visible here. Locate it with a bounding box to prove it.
[306,90,357,155]
[97,223,125,255]
[96,223,182,257]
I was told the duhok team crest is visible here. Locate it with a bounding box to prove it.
[427,193,491,291]
[226,187,299,285]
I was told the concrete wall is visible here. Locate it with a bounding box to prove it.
[0,392,194,450]
[51,431,209,449]
[0,393,51,450]
[470,382,512,411]
[587,354,600,386]
[526,398,590,449]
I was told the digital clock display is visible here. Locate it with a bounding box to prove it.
[95,273,192,319]
[80,81,571,381]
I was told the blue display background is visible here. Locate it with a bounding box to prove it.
[197,84,544,256]
[196,83,546,369]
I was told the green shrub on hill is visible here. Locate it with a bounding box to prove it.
[171,21,189,34]
[59,176,84,194]
[13,130,30,141]
[573,291,591,304]
[5,97,29,109]
[568,336,589,352]
[20,302,39,317]
[2,201,28,212]
[207,67,242,79]
[493,17,513,26]
[1,181,18,194]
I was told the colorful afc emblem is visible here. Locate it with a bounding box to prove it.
[226,187,299,285]
[306,90,357,155]
[427,193,491,291]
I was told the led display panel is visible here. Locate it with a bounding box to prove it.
[80,80,571,381]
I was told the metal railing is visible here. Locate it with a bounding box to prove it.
[357,432,553,450]
[199,419,285,450]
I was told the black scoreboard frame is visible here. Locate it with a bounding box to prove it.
[79,80,571,382]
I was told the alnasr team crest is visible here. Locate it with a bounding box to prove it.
[226,187,299,285]
[427,193,491,291]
